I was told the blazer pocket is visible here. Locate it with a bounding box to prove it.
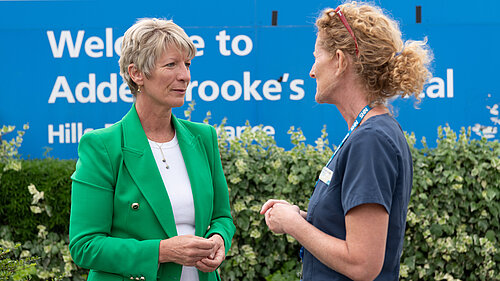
[87,270,125,281]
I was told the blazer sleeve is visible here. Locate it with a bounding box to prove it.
[204,126,236,254]
[69,131,161,281]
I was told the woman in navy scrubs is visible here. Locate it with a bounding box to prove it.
[261,2,431,280]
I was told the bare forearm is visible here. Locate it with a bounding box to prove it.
[285,204,388,281]
[285,217,358,277]
[263,201,387,280]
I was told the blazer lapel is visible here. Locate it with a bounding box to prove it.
[121,106,177,238]
[172,116,211,237]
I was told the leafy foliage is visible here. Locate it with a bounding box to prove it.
[0,126,85,281]
[0,243,37,281]
[0,226,81,281]
[0,159,74,241]
[217,124,499,281]
[0,124,498,280]
[0,124,29,181]
[401,127,500,280]
[216,123,330,280]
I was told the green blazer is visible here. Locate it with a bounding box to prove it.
[69,105,235,281]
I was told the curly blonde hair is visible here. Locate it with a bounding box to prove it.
[316,1,432,104]
[119,18,196,96]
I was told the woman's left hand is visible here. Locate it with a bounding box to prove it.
[195,234,225,272]
[264,202,302,234]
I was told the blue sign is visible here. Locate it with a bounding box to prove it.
[1,0,499,159]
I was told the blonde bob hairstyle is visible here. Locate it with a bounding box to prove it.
[119,18,196,96]
[316,1,432,104]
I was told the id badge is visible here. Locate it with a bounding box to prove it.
[318,166,333,185]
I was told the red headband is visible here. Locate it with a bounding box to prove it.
[333,7,359,56]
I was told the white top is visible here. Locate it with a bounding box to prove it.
[149,133,198,281]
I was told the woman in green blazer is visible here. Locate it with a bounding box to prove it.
[69,18,235,281]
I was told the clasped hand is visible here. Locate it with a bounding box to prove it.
[159,234,225,272]
[260,199,302,234]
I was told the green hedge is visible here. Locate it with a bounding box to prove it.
[0,125,498,280]
[401,127,499,280]
[0,159,74,241]
[219,126,330,280]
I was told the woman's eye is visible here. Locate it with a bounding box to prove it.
[164,62,175,67]
[185,62,191,69]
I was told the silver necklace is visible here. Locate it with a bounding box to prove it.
[154,142,170,169]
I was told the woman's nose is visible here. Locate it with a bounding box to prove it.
[178,65,190,81]
[309,64,316,78]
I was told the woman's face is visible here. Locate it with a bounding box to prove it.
[140,45,191,109]
[310,36,338,104]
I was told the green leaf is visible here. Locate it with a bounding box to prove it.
[485,230,497,243]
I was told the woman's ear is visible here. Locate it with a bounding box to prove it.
[128,64,144,85]
[334,49,348,76]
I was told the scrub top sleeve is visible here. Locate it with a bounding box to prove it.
[340,128,398,216]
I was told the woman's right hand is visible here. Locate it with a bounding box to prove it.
[158,235,215,266]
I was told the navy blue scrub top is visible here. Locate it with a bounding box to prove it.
[302,114,413,281]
